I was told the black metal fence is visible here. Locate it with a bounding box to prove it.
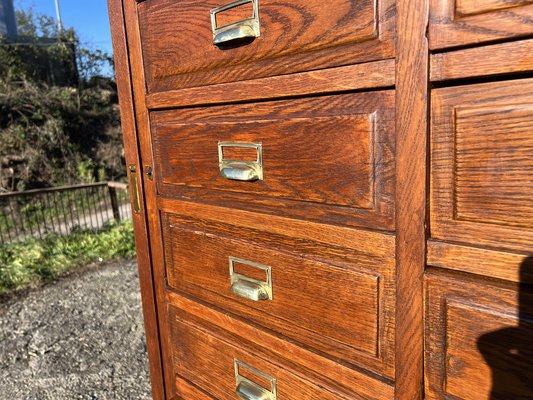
[0,182,130,244]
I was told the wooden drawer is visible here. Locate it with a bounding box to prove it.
[425,271,533,399]
[152,92,395,231]
[168,304,372,400]
[137,0,394,93]
[430,78,533,253]
[162,213,395,377]
[429,0,533,50]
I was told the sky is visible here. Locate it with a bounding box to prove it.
[15,0,113,55]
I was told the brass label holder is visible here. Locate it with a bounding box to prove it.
[218,142,263,181]
[210,0,260,46]
[229,256,273,301]
[234,359,277,400]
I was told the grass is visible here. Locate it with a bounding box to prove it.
[0,219,136,296]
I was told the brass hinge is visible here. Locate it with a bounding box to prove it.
[128,164,142,214]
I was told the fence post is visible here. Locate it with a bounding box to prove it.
[108,185,121,222]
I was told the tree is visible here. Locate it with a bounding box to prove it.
[0,7,124,192]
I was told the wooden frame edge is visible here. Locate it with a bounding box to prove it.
[145,59,396,109]
[394,0,429,398]
[430,39,533,82]
[108,0,166,398]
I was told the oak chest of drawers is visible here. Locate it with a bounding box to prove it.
[108,0,533,398]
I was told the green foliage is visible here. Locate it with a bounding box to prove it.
[0,220,135,295]
[0,78,124,190]
[15,5,64,39]
[0,6,123,192]
[3,5,113,83]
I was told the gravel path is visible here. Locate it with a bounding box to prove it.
[0,260,152,400]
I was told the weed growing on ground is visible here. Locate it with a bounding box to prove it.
[0,220,135,295]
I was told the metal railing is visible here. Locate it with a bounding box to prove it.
[0,182,130,244]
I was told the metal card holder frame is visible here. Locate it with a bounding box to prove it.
[234,359,277,400]
[210,0,260,46]
[229,256,273,301]
[218,142,263,181]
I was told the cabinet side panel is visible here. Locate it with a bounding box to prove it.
[107,0,165,399]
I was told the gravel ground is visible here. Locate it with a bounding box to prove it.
[0,260,152,400]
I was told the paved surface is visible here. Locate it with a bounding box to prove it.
[0,260,152,400]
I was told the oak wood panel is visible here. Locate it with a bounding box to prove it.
[152,92,395,231]
[456,0,533,16]
[166,292,396,400]
[394,0,428,397]
[122,0,179,397]
[157,197,396,259]
[175,377,215,400]
[145,59,395,109]
[431,78,533,253]
[137,0,395,92]
[107,1,165,399]
[425,271,533,399]
[430,39,533,82]
[169,307,362,400]
[429,0,533,49]
[162,213,395,377]
[428,240,533,283]
[157,116,374,208]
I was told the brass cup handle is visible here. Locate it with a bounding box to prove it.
[229,257,273,302]
[218,142,263,182]
[220,161,261,181]
[236,380,275,400]
[234,360,277,400]
[210,0,260,46]
[231,279,270,301]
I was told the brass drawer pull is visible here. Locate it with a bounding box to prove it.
[210,0,260,46]
[218,142,263,181]
[235,360,276,400]
[229,257,272,301]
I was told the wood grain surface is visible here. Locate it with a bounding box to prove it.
[169,306,367,400]
[429,0,533,49]
[110,0,533,398]
[137,0,394,91]
[162,212,396,377]
[394,0,428,397]
[167,292,396,400]
[152,92,396,231]
[145,59,395,109]
[122,0,179,397]
[175,377,215,400]
[430,39,533,82]
[431,78,533,253]
[428,240,533,283]
[157,197,396,259]
[425,271,533,399]
[107,1,165,399]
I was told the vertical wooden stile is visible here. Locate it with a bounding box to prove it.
[121,0,178,398]
[395,0,429,398]
[107,1,166,399]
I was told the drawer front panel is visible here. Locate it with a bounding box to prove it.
[162,213,395,376]
[152,92,395,230]
[425,272,533,399]
[429,0,533,49]
[431,79,533,252]
[169,306,353,400]
[138,0,394,92]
